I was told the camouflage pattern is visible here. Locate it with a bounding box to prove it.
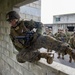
[69,36,75,49]
[54,30,69,60]
[10,20,75,64]
[16,35,75,64]
[10,20,43,51]
[44,27,53,52]
[68,35,75,62]
[54,32,67,42]
[10,20,54,64]
[65,32,71,43]
[45,27,53,37]
[65,29,71,43]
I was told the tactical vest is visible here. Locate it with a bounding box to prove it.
[10,21,27,51]
[10,20,43,51]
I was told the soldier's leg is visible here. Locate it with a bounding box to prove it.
[27,51,54,64]
[39,53,53,64]
[57,52,60,59]
[69,56,72,63]
[47,48,49,52]
[62,53,64,59]
[47,48,52,52]
[33,35,75,62]
[16,49,41,63]
[33,35,62,53]
[16,49,27,63]
[16,49,53,64]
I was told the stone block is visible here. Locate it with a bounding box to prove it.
[11,68,20,75]
[7,58,14,67]
[22,68,34,75]
[3,49,9,57]
[14,62,23,74]
[29,63,43,75]
[4,62,11,71]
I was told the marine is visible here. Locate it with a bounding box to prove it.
[65,28,71,43]
[6,11,75,64]
[6,11,53,64]
[69,32,75,62]
[54,28,67,59]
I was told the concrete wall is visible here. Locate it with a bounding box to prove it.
[13,0,41,22]
[48,13,75,34]
[0,21,75,75]
[19,0,41,22]
[53,14,75,24]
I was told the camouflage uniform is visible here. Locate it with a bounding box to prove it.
[9,20,44,62]
[9,22,75,63]
[6,11,75,64]
[65,32,70,43]
[54,31,67,59]
[65,29,71,43]
[69,36,75,49]
[68,34,75,62]
[10,20,42,50]
[54,32,67,42]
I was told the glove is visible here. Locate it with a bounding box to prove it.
[31,28,37,32]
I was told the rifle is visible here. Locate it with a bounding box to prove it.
[15,31,34,45]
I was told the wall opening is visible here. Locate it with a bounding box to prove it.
[67,26,74,31]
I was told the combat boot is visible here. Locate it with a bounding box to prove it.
[57,52,60,59]
[69,56,72,63]
[16,52,26,63]
[39,53,54,64]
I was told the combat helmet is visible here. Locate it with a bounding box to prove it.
[6,11,20,22]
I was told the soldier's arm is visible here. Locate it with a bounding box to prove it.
[35,22,43,34]
[24,20,43,34]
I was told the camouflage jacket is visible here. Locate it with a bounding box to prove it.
[69,36,75,49]
[54,32,67,42]
[9,20,43,51]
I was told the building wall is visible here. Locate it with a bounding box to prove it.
[53,14,75,24]
[51,14,75,34]
[19,0,41,22]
